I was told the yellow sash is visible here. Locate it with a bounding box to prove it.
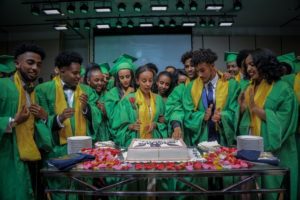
[294,73,300,103]
[245,80,273,136]
[235,73,241,82]
[135,89,156,139]
[191,75,229,111]
[14,72,41,161]
[54,77,86,145]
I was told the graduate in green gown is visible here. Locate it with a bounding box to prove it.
[153,71,173,102]
[183,49,239,147]
[238,48,299,200]
[35,51,101,200]
[86,63,111,141]
[111,64,168,148]
[0,43,52,200]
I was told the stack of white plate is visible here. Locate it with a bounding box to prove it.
[67,136,92,154]
[237,135,264,152]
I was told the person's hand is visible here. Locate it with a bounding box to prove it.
[79,93,88,112]
[29,104,48,120]
[97,102,107,117]
[129,120,141,131]
[212,108,221,123]
[172,127,182,140]
[15,105,30,125]
[222,72,233,80]
[238,91,247,113]
[204,104,213,121]
[146,122,157,133]
[58,108,74,123]
[158,115,165,123]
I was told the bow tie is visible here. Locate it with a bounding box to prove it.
[63,84,76,91]
[23,84,35,94]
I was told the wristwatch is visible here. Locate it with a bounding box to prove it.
[9,118,17,128]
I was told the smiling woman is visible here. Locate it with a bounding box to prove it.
[238,48,299,200]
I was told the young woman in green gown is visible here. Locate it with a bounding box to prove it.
[238,48,299,200]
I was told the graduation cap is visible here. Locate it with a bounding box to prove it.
[277,52,297,72]
[109,61,136,77]
[80,65,86,77]
[99,63,110,74]
[0,55,16,73]
[224,52,238,63]
[113,53,137,64]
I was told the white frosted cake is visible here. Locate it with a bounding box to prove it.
[126,139,190,162]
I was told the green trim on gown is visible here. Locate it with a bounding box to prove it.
[239,80,299,200]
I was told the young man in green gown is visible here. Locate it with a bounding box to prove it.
[35,51,101,200]
[0,43,52,200]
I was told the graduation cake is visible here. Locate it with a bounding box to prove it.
[126,139,190,162]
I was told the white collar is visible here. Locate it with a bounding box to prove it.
[205,73,218,88]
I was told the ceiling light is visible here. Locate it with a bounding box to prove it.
[43,8,61,15]
[205,4,223,11]
[73,21,80,30]
[199,18,207,27]
[134,2,142,12]
[219,21,234,27]
[31,5,40,16]
[67,4,75,14]
[182,22,196,27]
[97,24,110,29]
[127,20,134,28]
[54,24,68,31]
[190,1,197,11]
[95,7,112,12]
[169,19,176,27]
[158,20,165,27]
[80,4,88,13]
[140,23,153,27]
[116,20,122,28]
[118,3,126,12]
[208,18,215,27]
[233,0,242,11]
[176,1,184,11]
[151,5,168,11]
[84,21,91,30]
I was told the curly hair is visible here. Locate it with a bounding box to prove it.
[191,48,218,66]
[55,51,83,69]
[250,48,281,83]
[181,50,193,64]
[14,43,46,60]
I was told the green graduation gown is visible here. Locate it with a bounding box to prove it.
[0,78,34,200]
[239,80,299,200]
[35,80,101,200]
[182,78,240,147]
[111,92,168,148]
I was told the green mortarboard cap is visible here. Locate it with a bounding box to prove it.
[110,61,135,76]
[99,63,110,74]
[224,52,238,63]
[277,52,296,72]
[80,65,86,77]
[0,55,15,73]
[113,53,137,64]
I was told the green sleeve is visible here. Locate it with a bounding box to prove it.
[153,95,168,138]
[104,87,120,122]
[263,83,298,151]
[182,82,207,145]
[281,74,295,88]
[220,80,240,146]
[0,117,10,141]
[165,84,185,132]
[110,94,138,148]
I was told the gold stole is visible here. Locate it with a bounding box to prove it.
[235,73,241,82]
[135,89,156,139]
[185,77,190,85]
[294,73,300,103]
[191,75,229,111]
[54,77,86,145]
[14,72,41,161]
[245,80,273,136]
